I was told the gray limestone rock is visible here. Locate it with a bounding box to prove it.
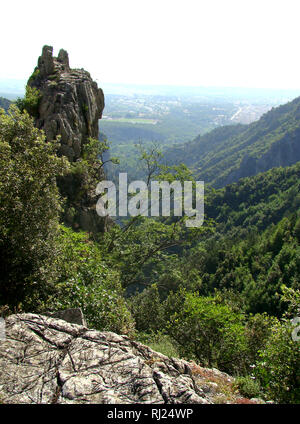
[43,308,87,326]
[29,45,104,162]
[27,46,108,233]
[0,314,211,404]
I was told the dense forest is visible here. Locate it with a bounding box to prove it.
[0,85,299,404]
[164,96,300,187]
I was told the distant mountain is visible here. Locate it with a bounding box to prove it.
[163,124,246,167]
[0,97,12,111]
[164,96,300,188]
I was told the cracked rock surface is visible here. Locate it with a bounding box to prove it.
[0,314,213,404]
[29,45,104,163]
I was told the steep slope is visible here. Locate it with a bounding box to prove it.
[164,124,246,169]
[205,161,300,235]
[164,96,300,188]
[188,162,300,316]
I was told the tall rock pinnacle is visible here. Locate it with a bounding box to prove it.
[27,46,107,233]
[28,45,105,162]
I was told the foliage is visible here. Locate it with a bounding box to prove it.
[280,285,300,318]
[44,226,135,335]
[129,284,164,332]
[27,67,41,85]
[205,161,300,235]
[233,376,262,399]
[165,290,249,375]
[0,106,69,309]
[2,82,300,404]
[254,320,300,403]
[164,95,300,188]
[97,147,213,290]
[16,85,41,118]
[59,136,119,228]
[185,214,300,316]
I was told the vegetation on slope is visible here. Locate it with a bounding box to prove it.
[0,100,299,403]
[164,96,300,187]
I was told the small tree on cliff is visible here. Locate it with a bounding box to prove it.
[0,106,69,309]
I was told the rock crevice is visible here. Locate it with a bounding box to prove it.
[0,314,211,404]
[0,314,265,404]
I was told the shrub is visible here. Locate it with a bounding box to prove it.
[129,284,164,332]
[16,85,41,118]
[234,376,262,399]
[254,320,300,403]
[165,290,249,375]
[44,226,135,335]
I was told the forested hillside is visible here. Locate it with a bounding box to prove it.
[0,47,299,404]
[164,96,300,187]
[205,161,300,236]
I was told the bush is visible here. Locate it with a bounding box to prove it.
[16,86,41,118]
[165,290,249,374]
[44,226,135,335]
[234,376,262,399]
[245,313,278,365]
[129,284,164,332]
[254,320,300,403]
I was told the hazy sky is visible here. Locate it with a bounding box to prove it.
[2,0,300,89]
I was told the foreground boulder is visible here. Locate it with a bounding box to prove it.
[0,314,261,404]
[0,314,208,404]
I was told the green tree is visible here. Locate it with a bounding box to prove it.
[0,106,69,309]
[45,226,135,335]
[129,284,164,332]
[166,290,249,374]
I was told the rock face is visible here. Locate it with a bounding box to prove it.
[0,314,231,404]
[28,45,104,162]
[27,46,108,233]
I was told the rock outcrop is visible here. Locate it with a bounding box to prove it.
[43,308,87,326]
[27,46,107,233]
[0,313,257,405]
[28,45,104,162]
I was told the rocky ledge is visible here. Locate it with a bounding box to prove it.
[0,314,262,404]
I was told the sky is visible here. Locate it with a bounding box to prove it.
[2,0,300,89]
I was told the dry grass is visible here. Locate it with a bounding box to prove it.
[189,361,259,404]
[235,398,258,404]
